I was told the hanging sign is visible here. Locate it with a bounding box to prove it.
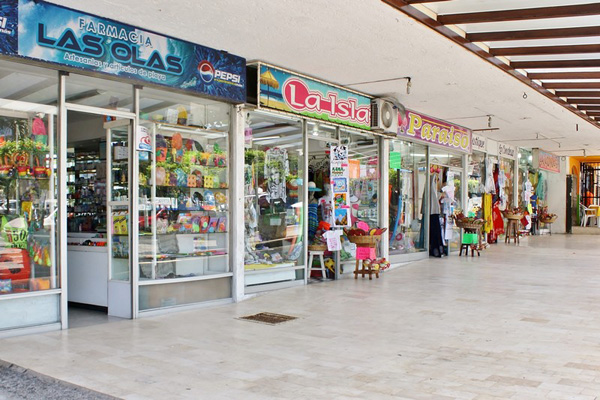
[398,110,472,154]
[538,150,560,173]
[0,0,246,103]
[330,145,351,227]
[389,151,402,170]
[498,143,517,160]
[136,126,151,152]
[258,64,372,130]
[471,134,487,153]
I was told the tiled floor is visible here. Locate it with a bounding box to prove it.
[2,235,600,399]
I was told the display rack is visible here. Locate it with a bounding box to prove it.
[67,151,106,232]
[136,121,230,281]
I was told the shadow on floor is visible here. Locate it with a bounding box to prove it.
[68,306,125,329]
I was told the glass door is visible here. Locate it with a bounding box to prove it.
[105,119,133,318]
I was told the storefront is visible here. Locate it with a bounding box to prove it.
[243,63,388,292]
[393,109,472,259]
[0,0,246,335]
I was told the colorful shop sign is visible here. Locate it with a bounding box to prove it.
[498,143,517,160]
[0,0,246,103]
[398,110,472,154]
[538,150,560,173]
[258,64,372,130]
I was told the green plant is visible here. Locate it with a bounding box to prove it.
[244,149,265,165]
[0,141,16,164]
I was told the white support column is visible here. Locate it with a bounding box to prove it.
[57,71,68,330]
[379,137,389,260]
[302,120,309,283]
[462,154,468,213]
[425,146,431,252]
[230,105,246,302]
[131,86,141,319]
[513,158,519,208]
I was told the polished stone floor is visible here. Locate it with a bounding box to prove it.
[2,235,600,399]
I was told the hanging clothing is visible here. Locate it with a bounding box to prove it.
[492,201,505,236]
[483,194,493,233]
[536,171,546,202]
[429,214,445,257]
[430,175,441,215]
[484,157,496,194]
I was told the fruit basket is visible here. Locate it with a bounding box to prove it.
[453,214,484,230]
[539,215,557,224]
[502,208,524,220]
[344,227,387,245]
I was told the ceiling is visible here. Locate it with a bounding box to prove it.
[46,0,600,156]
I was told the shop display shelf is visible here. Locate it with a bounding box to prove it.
[250,235,300,245]
[149,185,229,190]
[138,252,228,264]
[244,262,297,273]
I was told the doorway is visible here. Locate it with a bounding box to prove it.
[66,110,133,327]
[307,122,339,280]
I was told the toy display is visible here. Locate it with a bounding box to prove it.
[136,122,230,280]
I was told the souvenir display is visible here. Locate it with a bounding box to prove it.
[135,120,230,281]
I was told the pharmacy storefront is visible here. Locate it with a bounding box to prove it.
[0,0,246,336]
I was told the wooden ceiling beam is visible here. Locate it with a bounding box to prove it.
[529,72,600,80]
[567,98,600,104]
[556,91,600,98]
[576,106,600,111]
[381,0,600,129]
[543,82,600,90]
[491,44,600,57]
[438,4,600,25]
[468,26,600,42]
[405,0,451,3]
[512,59,600,69]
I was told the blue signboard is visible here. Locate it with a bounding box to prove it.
[0,0,246,103]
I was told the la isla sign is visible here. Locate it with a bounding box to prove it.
[259,64,372,130]
[282,78,370,128]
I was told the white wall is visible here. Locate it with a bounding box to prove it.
[543,159,567,234]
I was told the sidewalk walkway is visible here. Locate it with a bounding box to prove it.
[2,235,600,400]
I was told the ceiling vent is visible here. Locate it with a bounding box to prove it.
[371,98,399,135]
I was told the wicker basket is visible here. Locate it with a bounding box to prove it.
[347,235,380,245]
[454,219,484,230]
[540,216,557,224]
[503,212,523,220]
[308,244,327,251]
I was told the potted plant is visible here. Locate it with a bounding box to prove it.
[14,138,35,177]
[31,141,49,178]
[0,140,16,178]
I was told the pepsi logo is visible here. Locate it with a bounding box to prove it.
[198,61,215,83]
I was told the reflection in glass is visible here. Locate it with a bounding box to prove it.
[389,140,427,255]
[244,112,304,287]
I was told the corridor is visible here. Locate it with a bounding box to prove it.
[1,235,600,399]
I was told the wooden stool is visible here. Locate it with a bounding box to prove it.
[459,227,481,257]
[348,235,381,280]
[505,219,520,244]
[307,251,327,279]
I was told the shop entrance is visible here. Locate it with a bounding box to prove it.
[66,110,133,327]
[429,154,463,257]
[307,123,339,280]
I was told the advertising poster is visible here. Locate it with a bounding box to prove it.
[259,64,372,130]
[538,150,560,173]
[0,0,246,103]
[330,145,351,227]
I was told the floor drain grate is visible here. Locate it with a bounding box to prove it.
[239,312,297,325]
